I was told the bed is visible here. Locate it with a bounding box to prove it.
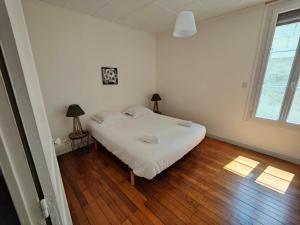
[87,111,206,185]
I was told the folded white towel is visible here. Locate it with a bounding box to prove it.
[178,120,193,127]
[140,135,160,144]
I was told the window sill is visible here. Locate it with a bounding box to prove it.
[245,116,300,131]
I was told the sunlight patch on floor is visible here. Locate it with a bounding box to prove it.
[224,156,259,177]
[255,166,294,194]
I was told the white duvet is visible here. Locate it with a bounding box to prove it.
[87,113,206,179]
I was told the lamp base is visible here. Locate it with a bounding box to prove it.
[73,117,83,136]
[153,101,160,114]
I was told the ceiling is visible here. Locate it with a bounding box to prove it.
[38,0,269,33]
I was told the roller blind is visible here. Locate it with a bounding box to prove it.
[277,8,300,26]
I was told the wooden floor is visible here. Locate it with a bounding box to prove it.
[58,137,300,225]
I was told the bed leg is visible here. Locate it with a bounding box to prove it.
[93,138,98,151]
[130,171,135,186]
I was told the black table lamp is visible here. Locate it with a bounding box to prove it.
[66,104,85,136]
[151,93,162,113]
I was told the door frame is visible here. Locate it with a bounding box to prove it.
[0,50,47,225]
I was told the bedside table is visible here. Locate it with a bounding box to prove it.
[69,130,90,151]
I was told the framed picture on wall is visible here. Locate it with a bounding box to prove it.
[101,67,118,85]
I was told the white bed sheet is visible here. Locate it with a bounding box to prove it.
[87,113,206,179]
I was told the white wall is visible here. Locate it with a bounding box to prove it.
[22,0,156,154]
[157,4,300,164]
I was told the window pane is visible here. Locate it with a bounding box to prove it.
[256,22,300,120]
[287,78,300,124]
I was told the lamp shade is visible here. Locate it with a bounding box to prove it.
[173,11,197,38]
[66,104,85,117]
[151,93,162,101]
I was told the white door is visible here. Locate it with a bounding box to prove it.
[0,0,73,224]
[0,53,47,225]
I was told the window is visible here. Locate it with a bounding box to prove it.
[251,4,300,126]
[287,77,300,124]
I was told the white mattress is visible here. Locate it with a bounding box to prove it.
[87,113,206,179]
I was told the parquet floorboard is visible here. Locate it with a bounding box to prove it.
[58,137,300,225]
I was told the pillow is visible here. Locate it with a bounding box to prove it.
[92,111,127,124]
[123,105,152,118]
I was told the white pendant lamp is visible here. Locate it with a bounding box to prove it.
[173,11,197,38]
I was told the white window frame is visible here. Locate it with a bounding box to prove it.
[247,0,300,128]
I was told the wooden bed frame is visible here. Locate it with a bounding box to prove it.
[93,137,135,186]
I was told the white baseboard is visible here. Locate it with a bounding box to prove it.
[55,144,72,156]
[206,133,300,165]
[55,141,95,156]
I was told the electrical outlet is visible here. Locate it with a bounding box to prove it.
[53,137,62,145]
